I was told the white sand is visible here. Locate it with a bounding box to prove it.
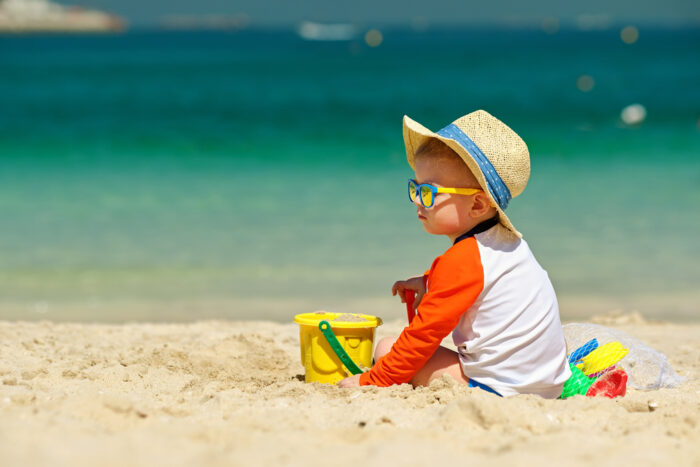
[0,315,698,466]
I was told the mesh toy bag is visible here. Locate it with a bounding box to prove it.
[563,323,684,391]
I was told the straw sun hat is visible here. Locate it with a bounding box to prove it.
[403,110,530,237]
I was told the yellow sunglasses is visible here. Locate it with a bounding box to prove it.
[408,179,482,208]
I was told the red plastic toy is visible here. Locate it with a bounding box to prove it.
[586,368,628,398]
[404,289,416,323]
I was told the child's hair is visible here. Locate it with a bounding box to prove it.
[415,138,480,187]
[414,138,461,163]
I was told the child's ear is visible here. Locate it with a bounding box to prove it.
[471,192,494,217]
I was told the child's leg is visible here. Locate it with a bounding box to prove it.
[374,336,469,387]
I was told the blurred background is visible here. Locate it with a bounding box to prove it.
[0,0,698,322]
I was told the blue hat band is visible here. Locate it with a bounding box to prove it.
[436,123,512,210]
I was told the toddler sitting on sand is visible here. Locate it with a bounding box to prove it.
[339,110,571,398]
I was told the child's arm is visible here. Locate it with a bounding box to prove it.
[359,241,484,387]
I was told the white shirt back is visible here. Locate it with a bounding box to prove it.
[452,224,571,398]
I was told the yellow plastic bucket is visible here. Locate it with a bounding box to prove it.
[294,311,382,384]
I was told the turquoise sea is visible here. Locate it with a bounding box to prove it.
[0,28,698,322]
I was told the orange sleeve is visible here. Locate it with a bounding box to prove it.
[359,238,485,387]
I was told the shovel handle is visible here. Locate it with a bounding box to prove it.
[404,290,416,324]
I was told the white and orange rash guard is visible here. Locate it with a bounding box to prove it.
[359,222,571,398]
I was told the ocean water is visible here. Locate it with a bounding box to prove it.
[0,28,698,322]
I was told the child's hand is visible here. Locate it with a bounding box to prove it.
[391,276,426,311]
[338,374,362,388]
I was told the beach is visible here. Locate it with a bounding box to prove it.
[1,27,698,467]
[1,313,698,466]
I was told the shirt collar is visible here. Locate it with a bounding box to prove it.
[453,216,499,245]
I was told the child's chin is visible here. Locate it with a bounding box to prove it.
[421,224,441,235]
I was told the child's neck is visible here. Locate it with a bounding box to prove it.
[448,216,499,244]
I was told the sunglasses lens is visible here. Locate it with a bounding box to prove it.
[420,185,433,207]
[408,181,417,202]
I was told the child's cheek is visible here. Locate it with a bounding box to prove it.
[435,206,462,231]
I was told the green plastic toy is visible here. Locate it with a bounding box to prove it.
[560,363,596,399]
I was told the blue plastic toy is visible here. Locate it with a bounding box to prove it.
[568,338,598,364]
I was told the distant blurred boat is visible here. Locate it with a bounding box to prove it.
[0,0,126,33]
[297,21,356,41]
[157,14,249,31]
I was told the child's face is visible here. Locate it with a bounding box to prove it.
[413,155,486,241]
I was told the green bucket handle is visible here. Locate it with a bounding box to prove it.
[318,320,364,376]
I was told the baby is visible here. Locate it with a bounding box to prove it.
[339,110,571,398]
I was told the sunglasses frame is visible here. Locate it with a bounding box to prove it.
[408,179,482,208]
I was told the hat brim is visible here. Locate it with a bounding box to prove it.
[403,115,521,238]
